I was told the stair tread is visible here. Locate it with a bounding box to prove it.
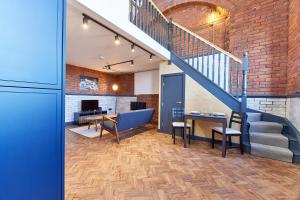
[250,132,288,138]
[249,121,283,126]
[251,143,292,153]
[249,121,283,133]
[250,132,289,148]
[251,142,293,163]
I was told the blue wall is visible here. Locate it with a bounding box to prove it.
[0,1,65,199]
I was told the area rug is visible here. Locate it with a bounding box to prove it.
[69,125,108,138]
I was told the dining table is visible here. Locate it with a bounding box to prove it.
[183,112,228,155]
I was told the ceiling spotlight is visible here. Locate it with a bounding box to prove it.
[131,44,135,53]
[149,54,153,61]
[82,16,88,29]
[103,65,111,70]
[130,60,134,67]
[115,35,120,45]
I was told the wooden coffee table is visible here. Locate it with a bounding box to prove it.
[86,114,117,131]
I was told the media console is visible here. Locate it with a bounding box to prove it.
[74,109,107,125]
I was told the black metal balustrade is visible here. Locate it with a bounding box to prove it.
[129,0,169,48]
[129,0,249,113]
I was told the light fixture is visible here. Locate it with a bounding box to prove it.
[82,13,156,62]
[112,84,119,91]
[149,54,153,61]
[208,11,217,25]
[131,44,135,53]
[130,60,134,67]
[82,16,88,29]
[115,35,120,45]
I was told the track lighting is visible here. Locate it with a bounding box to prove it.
[115,35,120,45]
[130,60,134,67]
[82,16,88,29]
[131,44,135,53]
[149,54,153,61]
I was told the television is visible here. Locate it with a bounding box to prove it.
[81,100,99,112]
[130,102,146,110]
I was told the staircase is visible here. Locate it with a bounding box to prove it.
[129,0,300,163]
[247,113,293,162]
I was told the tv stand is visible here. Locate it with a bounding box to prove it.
[74,109,107,125]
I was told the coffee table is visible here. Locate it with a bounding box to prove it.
[86,114,117,131]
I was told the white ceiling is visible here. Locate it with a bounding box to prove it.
[66,4,162,74]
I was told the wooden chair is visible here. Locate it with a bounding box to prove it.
[211,111,245,157]
[171,108,191,144]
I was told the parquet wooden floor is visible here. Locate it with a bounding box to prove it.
[65,126,300,200]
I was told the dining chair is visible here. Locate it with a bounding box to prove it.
[171,108,191,144]
[211,111,246,157]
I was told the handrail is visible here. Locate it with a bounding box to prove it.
[147,0,169,22]
[129,0,248,110]
[172,21,242,63]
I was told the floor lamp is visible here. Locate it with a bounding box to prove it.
[112,84,119,114]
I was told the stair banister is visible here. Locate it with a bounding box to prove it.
[171,21,242,63]
[241,52,249,148]
[241,52,249,114]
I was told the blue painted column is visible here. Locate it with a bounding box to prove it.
[0,1,66,200]
[241,52,249,152]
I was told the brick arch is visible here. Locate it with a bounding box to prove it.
[152,0,236,13]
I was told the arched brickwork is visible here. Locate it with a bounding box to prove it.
[152,0,236,13]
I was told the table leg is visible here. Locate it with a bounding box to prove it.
[192,120,195,137]
[95,120,98,131]
[183,117,187,148]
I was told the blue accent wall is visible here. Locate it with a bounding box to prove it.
[0,1,65,199]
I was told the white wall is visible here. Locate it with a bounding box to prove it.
[65,95,137,123]
[134,70,159,95]
[71,0,170,60]
[286,97,300,131]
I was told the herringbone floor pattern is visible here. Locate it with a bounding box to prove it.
[66,127,300,200]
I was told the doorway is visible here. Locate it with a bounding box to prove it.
[160,73,185,133]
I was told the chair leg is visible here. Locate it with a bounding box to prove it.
[188,127,191,145]
[172,127,174,139]
[211,130,215,149]
[229,136,232,146]
[240,135,244,155]
[100,127,103,138]
[173,127,176,144]
[221,134,227,158]
[114,126,120,144]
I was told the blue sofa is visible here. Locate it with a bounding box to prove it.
[100,108,155,143]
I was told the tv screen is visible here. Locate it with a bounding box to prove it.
[81,100,98,112]
[130,102,146,110]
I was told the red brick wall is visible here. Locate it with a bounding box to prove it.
[228,0,289,95]
[154,0,292,96]
[287,0,300,95]
[137,94,159,124]
[163,2,228,49]
[66,64,134,96]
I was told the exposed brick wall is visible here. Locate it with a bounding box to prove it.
[287,0,300,95]
[163,2,228,49]
[154,0,292,96]
[229,0,289,96]
[66,64,134,96]
[137,94,159,124]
